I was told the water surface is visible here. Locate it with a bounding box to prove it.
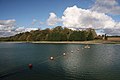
[0,43,120,80]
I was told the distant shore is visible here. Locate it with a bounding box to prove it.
[31,41,101,44]
[0,40,120,44]
[31,40,120,44]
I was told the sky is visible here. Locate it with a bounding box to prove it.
[0,0,120,37]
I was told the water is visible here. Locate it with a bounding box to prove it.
[0,43,120,80]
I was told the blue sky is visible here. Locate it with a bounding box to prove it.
[0,0,94,27]
[0,0,120,37]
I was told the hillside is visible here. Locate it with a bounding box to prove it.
[0,26,97,41]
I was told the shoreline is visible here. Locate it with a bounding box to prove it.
[0,40,120,44]
[31,41,102,44]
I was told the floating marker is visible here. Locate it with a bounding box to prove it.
[84,45,90,49]
[63,53,66,56]
[28,64,33,69]
[50,56,54,60]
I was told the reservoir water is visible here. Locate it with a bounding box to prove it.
[0,43,120,80]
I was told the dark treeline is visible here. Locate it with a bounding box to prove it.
[0,26,97,41]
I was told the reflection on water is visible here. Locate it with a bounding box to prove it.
[0,43,120,80]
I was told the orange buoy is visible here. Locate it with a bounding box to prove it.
[50,56,54,60]
[28,64,33,69]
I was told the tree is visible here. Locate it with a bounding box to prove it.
[0,26,97,41]
[87,30,94,40]
[69,31,82,41]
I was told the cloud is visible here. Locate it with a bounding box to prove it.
[61,5,120,35]
[15,27,37,33]
[0,19,16,31]
[0,19,16,37]
[104,22,120,35]
[46,5,120,35]
[91,0,120,15]
[0,19,16,25]
[25,27,38,32]
[103,28,120,36]
[47,13,61,26]
[62,5,116,29]
[0,19,38,37]
[115,22,120,28]
[0,31,15,37]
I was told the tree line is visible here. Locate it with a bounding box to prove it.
[0,26,97,41]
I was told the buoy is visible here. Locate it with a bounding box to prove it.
[84,45,90,49]
[50,56,54,60]
[28,64,33,69]
[88,46,90,48]
[63,53,66,56]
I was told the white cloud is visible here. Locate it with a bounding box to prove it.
[0,19,16,37]
[25,27,38,32]
[15,27,25,32]
[47,13,61,26]
[0,19,16,25]
[46,5,120,35]
[15,27,38,33]
[91,0,120,15]
[0,31,16,37]
[0,19,16,31]
[62,5,116,29]
[61,5,120,35]
[0,19,38,37]
[105,22,120,35]
[115,22,120,28]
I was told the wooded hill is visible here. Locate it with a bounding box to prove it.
[0,26,97,41]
